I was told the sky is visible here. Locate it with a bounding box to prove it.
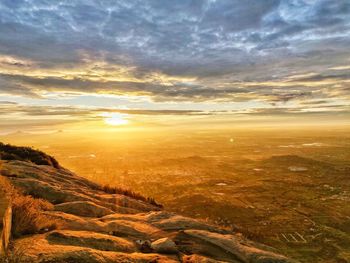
[0,0,350,132]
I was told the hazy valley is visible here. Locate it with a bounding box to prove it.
[2,127,349,262]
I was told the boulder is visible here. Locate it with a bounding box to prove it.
[151,237,178,254]
[184,230,293,263]
[47,230,136,252]
[182,254,228,262]
[15,235,179,263]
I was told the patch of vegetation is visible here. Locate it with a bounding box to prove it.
[100,184,163,208]
[1,177,56,259]
[0,246,29,263]
[0,173,10,226]
[10,193,57,237]
[0,142,60,169]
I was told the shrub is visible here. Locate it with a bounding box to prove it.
[100,185,163,208]
[11,193,57,237]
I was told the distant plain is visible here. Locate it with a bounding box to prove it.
[1,127,350,262]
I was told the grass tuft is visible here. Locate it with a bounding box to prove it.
[0,177,57,238]
[10,193,57,238]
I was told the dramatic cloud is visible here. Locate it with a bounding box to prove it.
[0,0,349,124]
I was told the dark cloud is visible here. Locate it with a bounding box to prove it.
[299,99,333,105]
[0,1,349,68]
[0,71,344,104]
[201,0,280,32]
[0,103,207,118]
[289,73,350,82]
[243,105,350,116]
[1,103,348,123]
[0,76,41,98]
[0,73,249,101]
[0,0,349,106]
[0,101,17,105]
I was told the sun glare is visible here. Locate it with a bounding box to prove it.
[103,113,129,126]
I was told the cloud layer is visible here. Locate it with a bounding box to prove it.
[0,0,349,125]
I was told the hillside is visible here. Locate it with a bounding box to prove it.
[0,144,294,262]
[0,143,60,169]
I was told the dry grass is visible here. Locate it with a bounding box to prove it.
[0,176,57,238]
[1,169,58,262]
[0,243,33,263]
[238,227,269,243]
[10,193,57,238]
[0,173,11,222]
[100,184,163,208]
[0,174,15,197]
[0,250,26,263]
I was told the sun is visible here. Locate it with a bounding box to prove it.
[102,113,129,126]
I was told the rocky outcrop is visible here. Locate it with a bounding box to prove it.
[46,230,137,252]
[184,230,289,263]
[0,154,295,262]
[54,201,115,217]
[151,237,178,254]
[0,143,60,169]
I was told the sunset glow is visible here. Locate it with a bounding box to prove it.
[0,0,348,134]
[1,2,350,262]
[103,113,129,126]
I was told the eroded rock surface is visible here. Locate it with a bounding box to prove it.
[151,237,178,254]
[0,159,296,262]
